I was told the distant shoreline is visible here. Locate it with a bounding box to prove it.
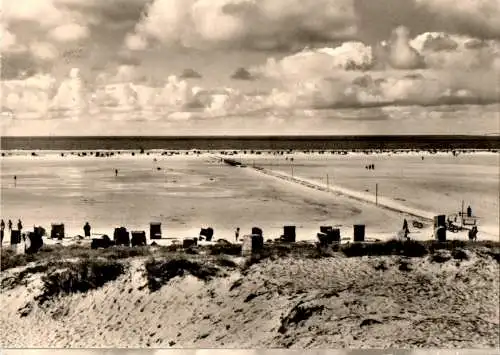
[1,135,500,151]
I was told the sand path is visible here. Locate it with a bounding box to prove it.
[216,156,498,241]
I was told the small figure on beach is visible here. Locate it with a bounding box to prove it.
[0,219,4,242]
[235,227,240,242]
[8,219,13,231]
[17,219,23,232]
[14,175,17,186]
[402,218,409,238]
[115,169,118,177]
[468,226,478,241]
[467,205,472,217]
[83,222,91,237]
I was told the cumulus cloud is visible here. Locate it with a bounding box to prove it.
[125,0,358,51]
[410,32,500,70]
[0,25,26,53]
[29,42,59,61]
[415,0,500,39]
[124,33,149,51]
[2,0,66,28]
[386,26,425,70]
[49,23,90,43]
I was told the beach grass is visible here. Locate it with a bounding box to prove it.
[2,239,498,274]
[34,258,125,305]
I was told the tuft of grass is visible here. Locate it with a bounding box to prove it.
[144,257,220,292]
[1,244,154,271]
[35,259,125,305]
[208,243,242,256]
[341,239,429,258]
[2,261,74,291]
[214,255,238,268]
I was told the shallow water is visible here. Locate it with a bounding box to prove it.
[1,154,414,242]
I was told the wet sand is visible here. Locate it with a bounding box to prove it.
[1,153,421,242]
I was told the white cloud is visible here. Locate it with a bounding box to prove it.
[124,33,149,51]
[415,0,500,37]
[410,32,500,70]
[49,23,90,42]
[29,42,59,61]
[2,0,65,28]
[0,25,26,53]
[126,0,357,50]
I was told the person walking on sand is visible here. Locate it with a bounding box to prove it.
[17,219,23,233]
[235,227,240,242]
[115,169,118,177]
[83,222,91,238]
[0,219,4,242]
[402,218,409,238]
[8,219,12,231]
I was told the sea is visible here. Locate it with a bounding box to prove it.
[1,135,499,151]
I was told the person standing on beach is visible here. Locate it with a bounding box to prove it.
[17,219,23,233]
[8,219,13,231]
[14,175,17,186]
[0,220,4,242]
[235,227,240,242]
[402,219,409,238]
[83,222,91,238]
[467,205,472,217]
[115,169,118,177]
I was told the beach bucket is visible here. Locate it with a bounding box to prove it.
[353,225,365,242]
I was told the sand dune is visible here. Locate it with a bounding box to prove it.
[1,245,498,348]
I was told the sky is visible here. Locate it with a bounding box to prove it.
[1,0,499,135]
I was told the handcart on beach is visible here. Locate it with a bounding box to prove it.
[446,212,478,233]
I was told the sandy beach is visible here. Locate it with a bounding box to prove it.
[1,149,499,349]
[1,151,498,243]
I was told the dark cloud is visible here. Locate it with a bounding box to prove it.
[231,67,256,80]
[180,68,203,79]
[1,53,51,80]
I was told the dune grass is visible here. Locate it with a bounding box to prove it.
[2,238,498,274]
[1,244,156,271]
[35,258,125,305]
[144,256,222,292]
